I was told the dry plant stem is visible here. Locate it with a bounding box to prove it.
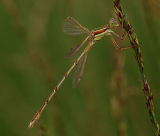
[39,124,46,136]
[28,0,55,84]
[111,50,128,136]
[112,0,160,135]
[2,0,25,36]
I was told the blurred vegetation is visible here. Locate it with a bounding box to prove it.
[0,0,160,136]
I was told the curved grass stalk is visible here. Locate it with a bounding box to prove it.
[112,0,160,135]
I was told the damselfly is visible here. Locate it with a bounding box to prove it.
[28,16,130,128]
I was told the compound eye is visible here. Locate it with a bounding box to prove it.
[109,18,119,27]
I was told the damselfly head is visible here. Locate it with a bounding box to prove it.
[109,18,119,27]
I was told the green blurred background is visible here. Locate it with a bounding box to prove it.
[0,0,160,136]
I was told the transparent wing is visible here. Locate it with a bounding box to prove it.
[66,36,90,58]
[62,16,89,36]
[72,53,88,87]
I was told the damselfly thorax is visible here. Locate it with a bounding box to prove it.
[93,25,112,41]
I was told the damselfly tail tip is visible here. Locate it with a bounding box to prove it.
[28,121,34,128]
[28,112,41,128]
